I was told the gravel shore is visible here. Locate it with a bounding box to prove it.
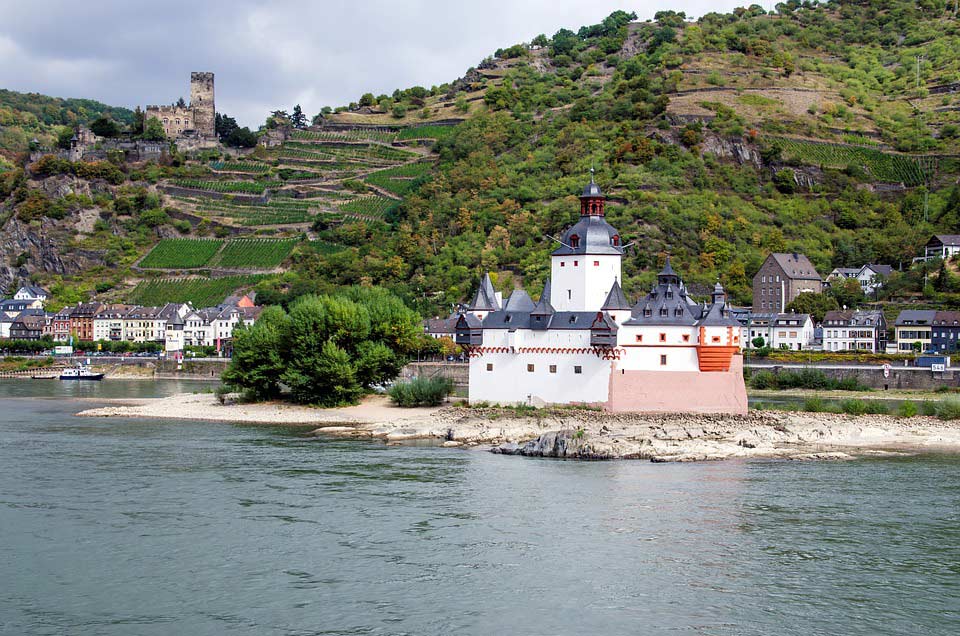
[77,393,960,462]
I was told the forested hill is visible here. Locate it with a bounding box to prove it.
[0,89,134,157]
[296,0,960,309]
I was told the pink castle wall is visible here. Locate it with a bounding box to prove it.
[606,355,748,415]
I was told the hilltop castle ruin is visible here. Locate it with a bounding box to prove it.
[145,72,216,139]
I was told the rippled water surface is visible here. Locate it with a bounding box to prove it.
[1,380,959,635]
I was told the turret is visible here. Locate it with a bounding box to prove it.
[550,171,624,312]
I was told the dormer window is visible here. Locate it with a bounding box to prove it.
[659,307,668,316]
[569,234,580,249]
[643,309,652,317]
[612,235,620,247]
[675,307,683,316]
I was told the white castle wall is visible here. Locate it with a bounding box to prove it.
[468,328,611,406]
[550,254,621,311]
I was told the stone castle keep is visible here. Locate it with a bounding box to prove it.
[145,72,215,139]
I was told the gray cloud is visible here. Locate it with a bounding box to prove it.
[0,0,747,127]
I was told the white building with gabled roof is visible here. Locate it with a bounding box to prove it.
[456,174,747,414]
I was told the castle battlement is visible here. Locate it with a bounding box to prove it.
[143,72,215,140]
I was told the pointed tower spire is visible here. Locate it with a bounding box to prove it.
[580,168,604,216]
[601,279,631,311]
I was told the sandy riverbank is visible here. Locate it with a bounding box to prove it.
[75,392,960,462]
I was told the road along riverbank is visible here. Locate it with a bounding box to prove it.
[76,392,960,462]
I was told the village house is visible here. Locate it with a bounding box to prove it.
[930,311,960,353]
[423,314,460,340]
[69,302,105,341]
[93,305,136,342]
[752,253,822,313]
[822,310,887,352]
[13,285,49,303]
[925,235,960,260]
[456,174,747,414]
[51,306,75,342]
[771,313,815,350]
[894,309,937,352]
[10,314,49,340]
[1,298,42,318]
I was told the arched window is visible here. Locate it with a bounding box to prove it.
[569,234,580,249]
[612,234,620,247]
[162,118,168,124]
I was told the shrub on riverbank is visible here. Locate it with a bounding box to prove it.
[223,286,423,406]
[750,369,868,392]
[388,376,454,407]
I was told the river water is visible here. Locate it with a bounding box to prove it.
[1,380,958,635]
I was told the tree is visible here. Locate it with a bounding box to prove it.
[751,336,766,349]
[290,104,307,128]
[132,106,145,135]
[225,127,257,148]
[785,292,839,322]
[828,278,865,309]
[56,126,75,149]
[358,93,375,108]
[90,116,120,138]
[176,97,187,108]
[266,110,290,129]
[222,306,289,400]
[215,112,239,139]
[143,117,166,141]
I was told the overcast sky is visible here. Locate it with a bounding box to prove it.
[0,0,751,127]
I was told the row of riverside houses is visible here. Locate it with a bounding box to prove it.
[0,286,261,355]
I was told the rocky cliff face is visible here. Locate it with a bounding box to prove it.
[0,215,109,294]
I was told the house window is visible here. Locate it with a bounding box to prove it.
[573,366,582,374]
[635,334,643,342]
[762,276,766,283]
[660,354,667,366]
[682,334,690,342]
[527,364,535,372]
[486,363,493,371]
[593,261,599,267]
[549,365,557,374]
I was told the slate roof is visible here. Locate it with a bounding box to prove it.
[17,285,49,298]
[895,309,937,326]
[601,279,631,311]
[502,289,535,313]
[552,214,623,256]
[862,264,893,277]
[823,310,884,327]
[772,313,811,327]
[480,310,609,331]
[767,253,822,281]
[928,234,960,247]
[933,311,960,326]
[531,279,555,317]
[467,273,501,311]
[625,259,700,326]
[424,314,459,335]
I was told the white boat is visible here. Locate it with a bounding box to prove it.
[59,364,105,381]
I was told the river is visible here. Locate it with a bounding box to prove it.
[1,380,958,635]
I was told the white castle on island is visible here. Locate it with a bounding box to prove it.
[456,173,748,414]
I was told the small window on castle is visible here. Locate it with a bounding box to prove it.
[612,235,620,246]
[569,234,580,248]
[660,354,667,366]
[527,364,535,372]
[659,333,666,342]
[486,363,493,371]
[682,334,690,342]
[574,260,578,267]
[712,336,721,343]
[560,261,565,267]
[549,365,557,374]
[593,261,599,267]
[574,366,582,374]
[635,334,642,343]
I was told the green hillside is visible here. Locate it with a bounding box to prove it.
[0,89,135,155]
[7,0,960,313]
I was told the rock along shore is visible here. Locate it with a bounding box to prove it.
[75,392,960,462]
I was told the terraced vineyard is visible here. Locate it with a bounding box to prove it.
[139,239,224,269]
[338,196,399,218]
[128,275,265,307]
[210,239,298,268]
[769,138,928,186]
[290,129,397,143]
[310,240,347,255]
[365,162,433,197]
[210,161,270,173]
[171,179,271,194]
[397,125,458,141]
[187,198,322,226]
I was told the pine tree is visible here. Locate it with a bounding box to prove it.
[291,104,307,129]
